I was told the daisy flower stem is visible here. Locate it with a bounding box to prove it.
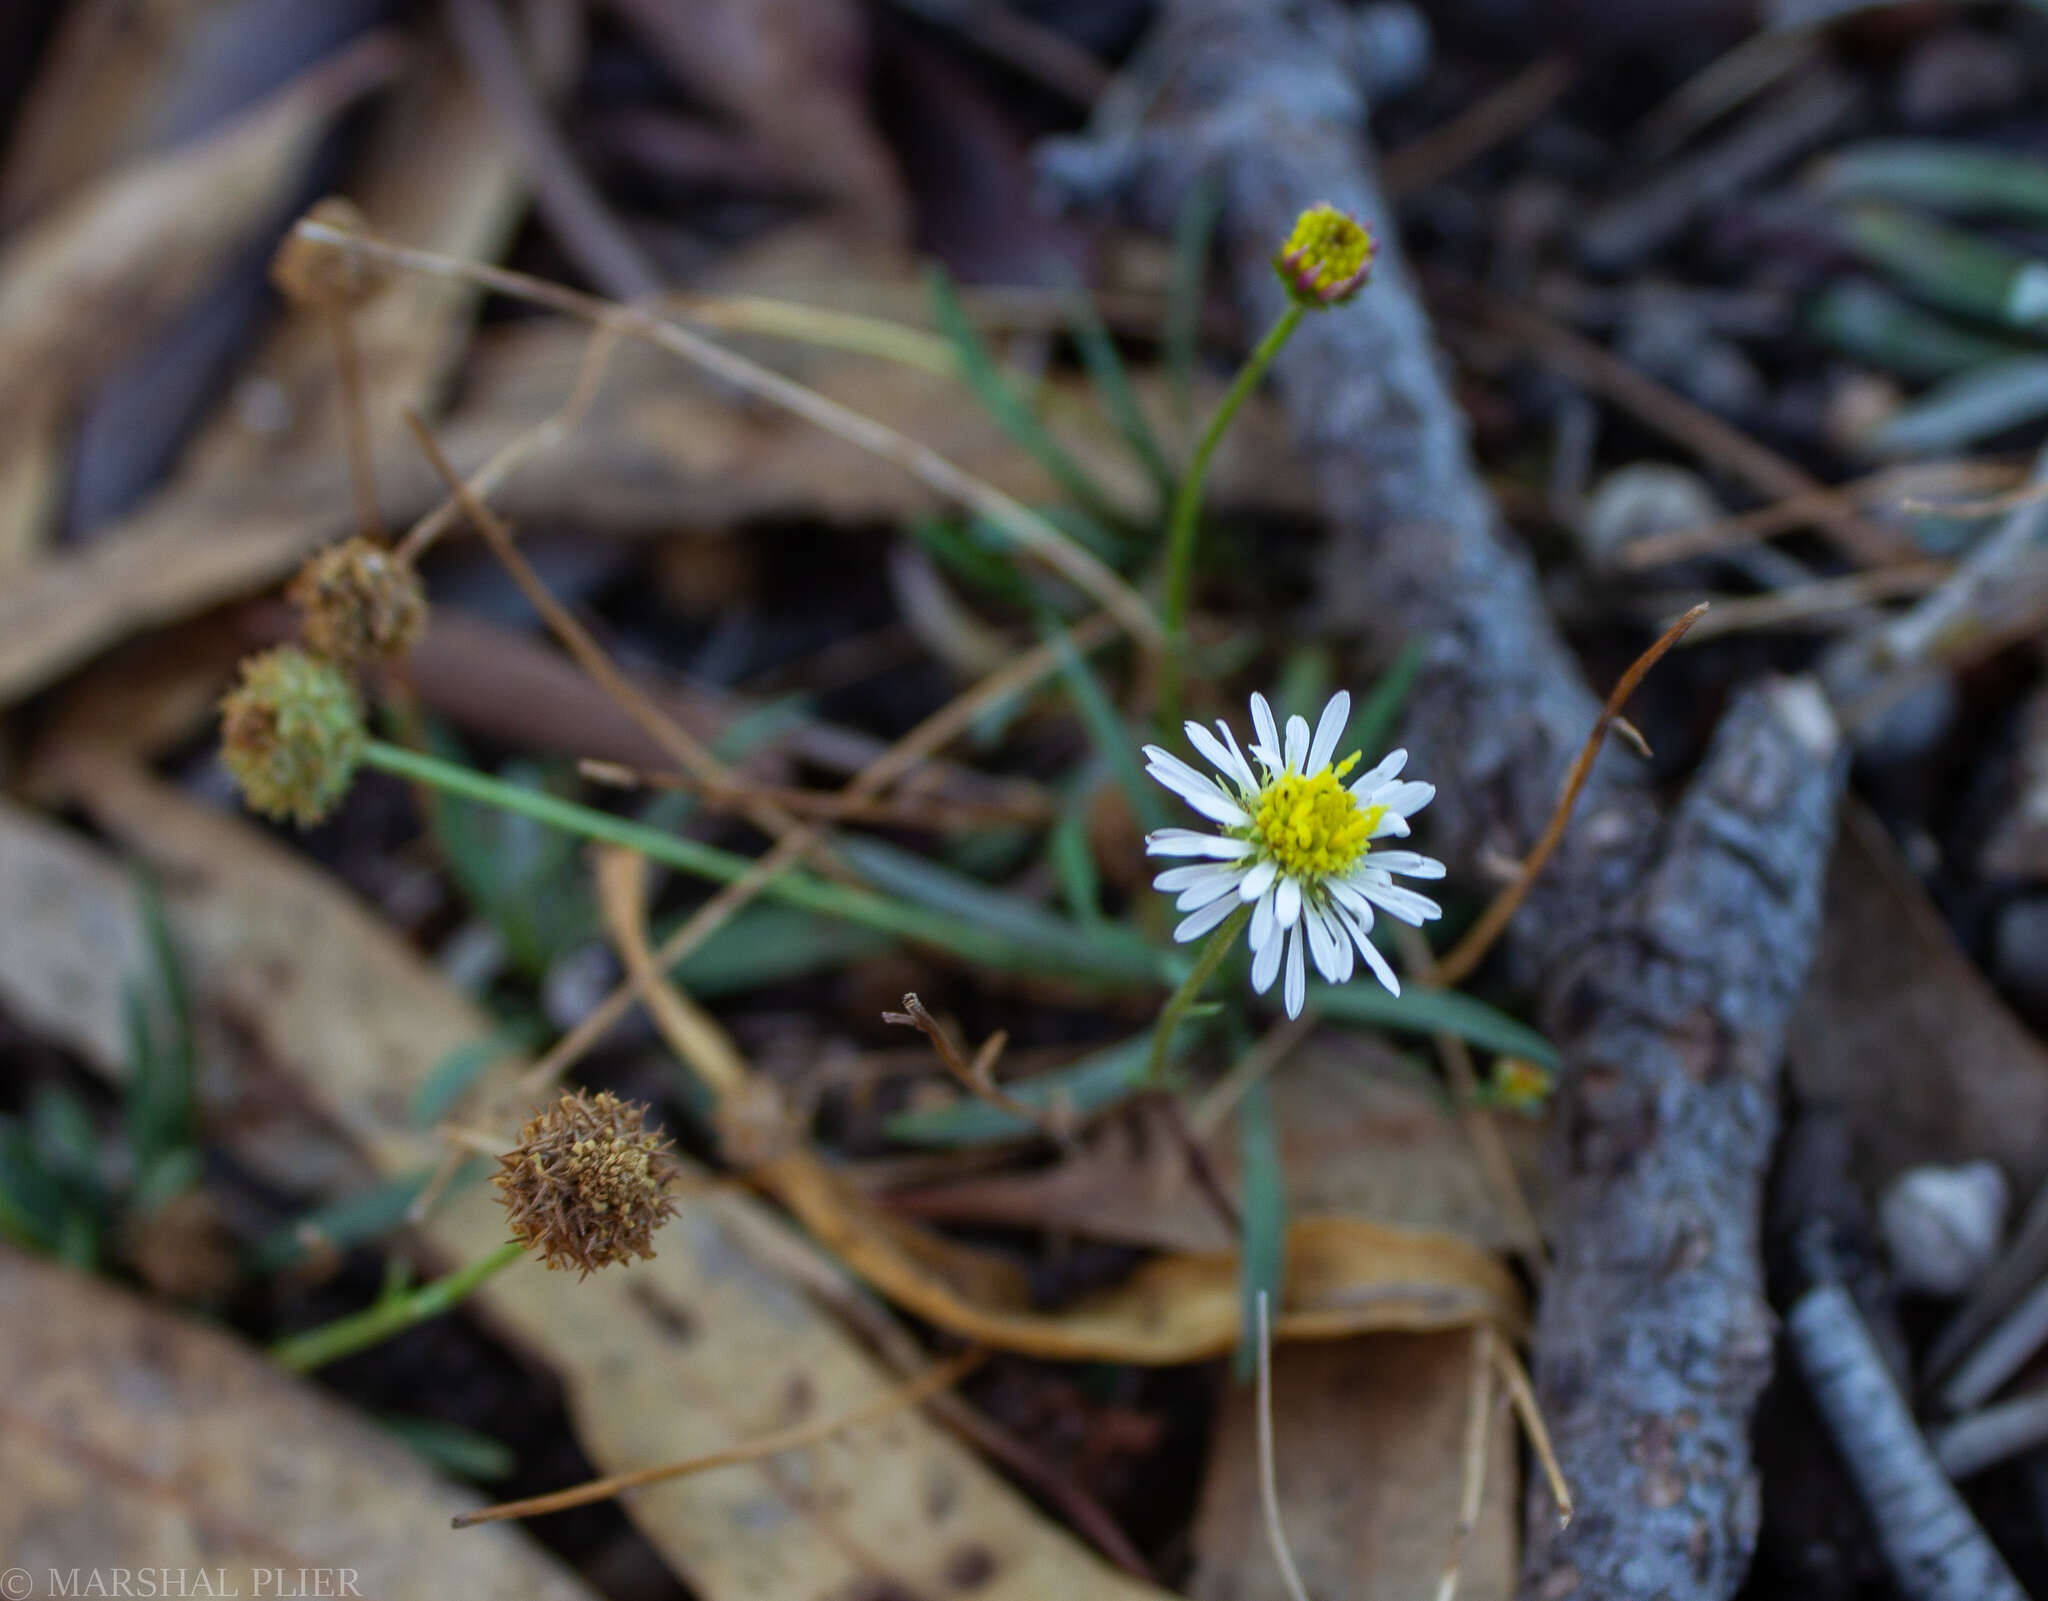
[1159,303,1306,726]
[1147,903,1252,1083]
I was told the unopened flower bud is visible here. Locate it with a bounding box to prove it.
[218,646,366,827]
[495,1091,681,1277]
[289,536,426,663]
[1273,203,1375,308]
[270,196,390,311]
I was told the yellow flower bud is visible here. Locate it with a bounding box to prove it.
[1273,203,1375,308]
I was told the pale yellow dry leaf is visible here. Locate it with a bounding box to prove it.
[0,1245,597,1598]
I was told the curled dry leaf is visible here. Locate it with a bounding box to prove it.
[599,847,1526,1362]
[0,1245,594,1599]
[28,749,1173,1601]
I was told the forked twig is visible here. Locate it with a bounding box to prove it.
[883,994,1044,1129]
[1432,602,1707,987]
[452,1346,986,1527]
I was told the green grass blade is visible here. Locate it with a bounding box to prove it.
[1811,142,2048,225]
[1064,281,1175,501]
[884,1030,1171,1146]
[1166,178,1223,438]
[1835,202,2048,333]
[927,266,1131,533]
[376,1414,516,1481]
[1866,355,2048,457]
[1234,1076,1286,1381]
[1809,278,2036,382]
[1346,638,1425,758]
[1306,981,1558,1066]
[1040,611,1168,832]
[1049,792,1106,928]
[410,1019,547,1128]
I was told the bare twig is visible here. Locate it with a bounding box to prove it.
[453,1346,986,1527]
[882,994,1044,1129]
[1253,1291,1314,1601]
[1382,57,1575,198]
[291,217,1163,647]
[1675,564,1947,641]
[1435,1324,1500,1601]
[1491,1338,1572,1530]
[1791,1279,2026,1601]
[1433,602,1706,988]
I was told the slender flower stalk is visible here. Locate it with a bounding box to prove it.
[1146,902,1251,1082]
[272,1239,525,1372]
[1144,689,1444,1018]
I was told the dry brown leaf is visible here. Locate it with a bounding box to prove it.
[1188,1334,1516,1601]
[886,1043,1545,1255]
[1788,802,2048,1196]
[600,847,1527,1360]
[28,749,1173,1601]
[0,316,1308,709]
[0,1245,597,1597]
[0,29,404,566]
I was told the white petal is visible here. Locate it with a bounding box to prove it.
[1175,893,1241,942]
[1283,715,1310,773]
[1177,872,1243,912]
[1249,881,1277,955]
[1249,693,1282,772]
[1183,723,1245,795]
[1146,829,1253,860]
[1154,862,1245,892]
[1145,749,1252,826]
[1274,874,1301,929]
[1327,907,1355,982]
[1237,857,1279,902]
[1367,779,1436,819]
[1251,903,1284,995]
[1355,923,1401,995]
[1349,748,1407,793]
[1283,923,1307,1019]
[1364,850,1446,880]
[1307,691,1351,775]
[1348,877,1443,925]
[1325,878,1377,926]
[1215,721,1260,794]
[1369,811,1410,838]
[1303,900,1344,983]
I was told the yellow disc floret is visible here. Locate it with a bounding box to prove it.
[1249,755,1384,881]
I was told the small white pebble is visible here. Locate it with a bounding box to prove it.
[1881,1161,2009,1297]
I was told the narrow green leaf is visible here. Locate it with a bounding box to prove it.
[1812,142,2048,225]
[1809,278,2035,382]
[249,1167,480,1272]
[1040,611,1167,832]
[885,1030,1185,1146]
[1866,355,2048,457]
[664,903,892,996]
[1049,792,1106,928]
[1306,982,1558,1066]
[1346,638,1425,758]
[1166,178,1223,437]
[410,1019,546,1128]
[1835,202,2048,332]
[1234,1077,1286,1382]
[927,266,1129,532]
[1063,281,1175,501]
[377,1414,516,1481]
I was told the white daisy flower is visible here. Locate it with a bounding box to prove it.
[1143,690,1445,1019]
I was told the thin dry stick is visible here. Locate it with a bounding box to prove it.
[452,1346,986,1527]
[498,611,1121,1108]
[327,308,382,537]
[1435,1028,1548,1279]
[883,994,1044,1128]
[1671,563,1947,641]
[1254,1290,1314,1601]
[1902,474,2048,521]
[1622,460,2017,571]
[393,321,623,567]
[292,217,1162,648]
[577,758,1052,829]
[1434,1323,1499,1601]
[1383,55,1576,198]
[1492,1337,1573,1529]
[1433,603,1708,987]
[403,409,817,851]
[1188,1014,1313,1138]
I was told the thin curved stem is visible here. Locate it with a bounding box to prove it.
[273,1239,524,1372]
[1146,903,1251,1083]
[1159,302,1306,725]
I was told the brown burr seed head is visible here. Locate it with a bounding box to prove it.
[288,536,426,662]
[494,1091,681,1276]
[270,196,390,311]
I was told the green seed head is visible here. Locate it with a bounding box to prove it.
[218,647,366,828]
[1273,203,1375,308]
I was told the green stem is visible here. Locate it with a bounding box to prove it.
[1159,302,1306,725]
[360,740,1164,987]
[1146,904,1251,1083]
[272,1239,524,1372]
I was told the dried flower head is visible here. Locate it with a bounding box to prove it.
[218,646,366,827]
[1272,203,1375,308]
[495,1091,680,1276]
[289,536,426,662]
[270,196,390,311]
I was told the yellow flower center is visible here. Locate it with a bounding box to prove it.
[1277,204,1374,298]
[1249,754,1382,882]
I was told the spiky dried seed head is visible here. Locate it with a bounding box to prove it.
[1272,203,1375,308]
[289,536,426,662]
[495,1091,680,1276]
[218,646,366,827]
[270,196,390,311]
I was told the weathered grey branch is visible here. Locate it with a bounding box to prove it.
[1047,4,1849,1593]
